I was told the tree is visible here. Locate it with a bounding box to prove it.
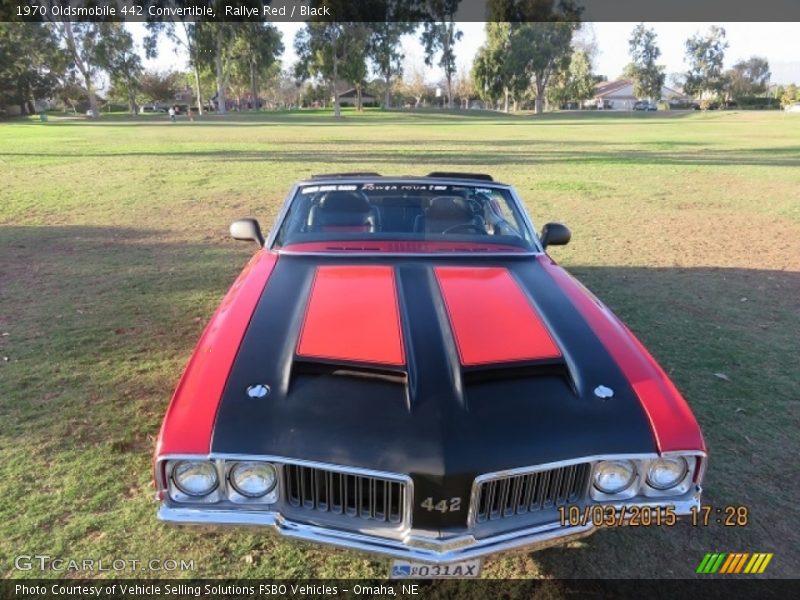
[262,67,301,109]
[627,23,665,101]
[514,22,578,114]
[50,22,104,117]
[294,23,340,116]
[0,23,61,114]
[684,26,728,99]
[368,22,416,109]
[725,56,770,101]
[483,1,582,115]
[41,22,136,117]
[53,71,87,114]
[295,22,367,117]
[780,84,799,108]
[138,70,181,105]
[146,21,206,115]
[194,23,241,114]
[228,23,284,110]
[149,3,274,115]
[668,72,686,90]
[472,22,512,112]
[398,65,429,108]
[420,0,462,109]
[547,49,596,108]
[98,24,142,115]
[339,25,370,111]
[453,67,475,109]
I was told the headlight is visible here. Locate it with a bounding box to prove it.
[229,462,277,498]
[172,461,219,496]
[647,457,688,490]
[593,460,636,494]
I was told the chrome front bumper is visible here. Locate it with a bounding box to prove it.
[158,489,701,564]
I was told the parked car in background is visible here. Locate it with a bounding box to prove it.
[633,101,657,111]
[139,105,167,114]
[154,172,706,575]
[785,102,800,113]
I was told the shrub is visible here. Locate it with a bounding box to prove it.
[735,96,780,110]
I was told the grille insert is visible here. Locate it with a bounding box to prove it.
[475,463,590,523]
[284,464,405,524]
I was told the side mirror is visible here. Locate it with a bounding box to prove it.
[540,222,571,249]
[230,218,264,246]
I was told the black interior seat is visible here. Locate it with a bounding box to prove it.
[414,196,485,234]
[375,196,424,233]
[307,191,380,233]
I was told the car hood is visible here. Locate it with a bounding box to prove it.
[210,253,658,529]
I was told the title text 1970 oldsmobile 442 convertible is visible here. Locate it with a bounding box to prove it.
[154,172,705,576]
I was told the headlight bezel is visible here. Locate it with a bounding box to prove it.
[162,458,281,505]
[641,455,696,497]
[589,454,700,501]
[646,456,689,490]
[167,459,222,503]
[591,459,638,499]
[227,461,279,504]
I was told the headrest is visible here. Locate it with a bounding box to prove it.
[318,191,370,212]
[426,196,471,220]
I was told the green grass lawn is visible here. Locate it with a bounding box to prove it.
[1,109,798,579]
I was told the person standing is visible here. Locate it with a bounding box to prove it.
[168,106,176,123]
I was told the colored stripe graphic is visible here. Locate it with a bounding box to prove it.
[745,553,774,574]
[719,554,737,573]
[758,554,773,573]
[733,554,750,573]
[435,266,561,366]
[709,554,726,573]
[696,553,713,573]
[156,250,278,455]
[698,553,773,574]
[297,265,405,366]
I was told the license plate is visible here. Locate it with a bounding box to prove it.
[390,559,481,579]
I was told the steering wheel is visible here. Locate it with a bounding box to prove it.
[441,223,486,235]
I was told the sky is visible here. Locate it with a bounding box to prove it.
[128,22,800,86]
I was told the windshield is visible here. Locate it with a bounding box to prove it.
[274,182,536,252]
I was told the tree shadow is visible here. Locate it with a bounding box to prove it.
[0,143,797,168]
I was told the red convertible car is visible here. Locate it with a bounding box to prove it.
[154,172,705,575]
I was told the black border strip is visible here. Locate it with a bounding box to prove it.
[4,0,800,23]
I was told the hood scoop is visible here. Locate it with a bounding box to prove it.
[291,358,407,385]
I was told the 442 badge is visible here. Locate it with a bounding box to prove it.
[390,559,481,579]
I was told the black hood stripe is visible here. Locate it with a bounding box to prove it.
[210,255,657,528]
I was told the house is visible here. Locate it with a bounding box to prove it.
[589,79,688,109]
[335,88,376,107]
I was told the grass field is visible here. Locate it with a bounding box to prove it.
[1,109,798,580]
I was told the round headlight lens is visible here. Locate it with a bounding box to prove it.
[172,461,218,496]
[593,460,636,494]
[647,457,688,490]
[229,462,277,498]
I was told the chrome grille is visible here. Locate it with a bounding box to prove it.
[284,464,405,524]
[474,463,591,523]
